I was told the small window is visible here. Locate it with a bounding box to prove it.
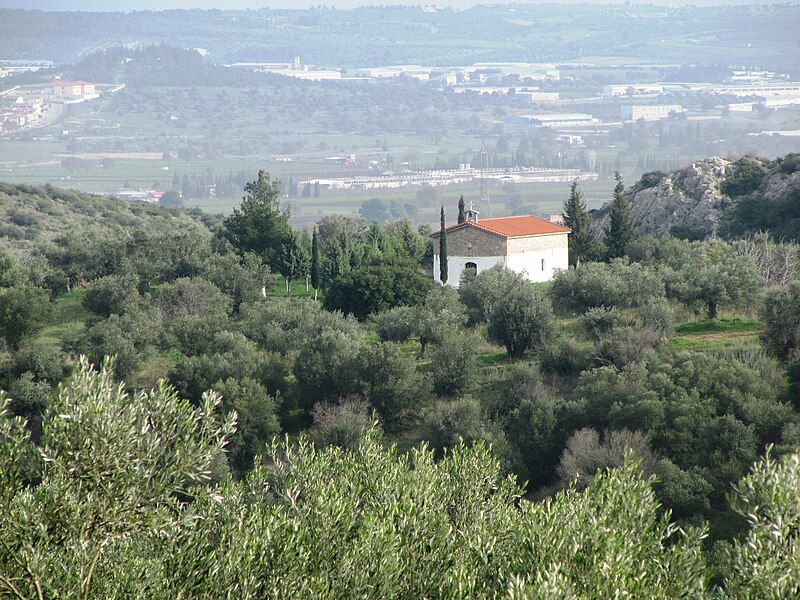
[467,243,473,257]
[464,262,478,278]
[541,258,545,271]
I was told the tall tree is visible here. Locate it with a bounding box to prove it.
[310,227,321,301]
[439,206,448,284]
[563,180,600,266]
[275,230,310,298]
[604,172,637,260]
[457,195,466,224]
[222,170,291,268]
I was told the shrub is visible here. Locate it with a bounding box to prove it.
[429,329,477,396]
[580,306,620,339]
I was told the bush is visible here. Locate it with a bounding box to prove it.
[720,157,766,197]
[580,306,620,339]
[211,377,281,477]
[551,260,665,312]
[372,306,417,343]
[539,337,592,379]
[488,282,556,358]
[429,329,477,396]
[12,342,67,385]
[239,298,361,355]
[557,427,657,490]
[638,300,675,342]
[82,273,140,317]
[310,397,375,450]
[458,265,524,325]
[323,256,432,320]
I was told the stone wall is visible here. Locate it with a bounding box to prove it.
[432,226,506,257]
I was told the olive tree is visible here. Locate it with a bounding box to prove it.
[487,282,556,358]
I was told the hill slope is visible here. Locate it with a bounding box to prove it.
[0,183,219,257]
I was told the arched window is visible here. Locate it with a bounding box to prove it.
[464,262,478,278]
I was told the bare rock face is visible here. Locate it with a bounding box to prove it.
[593,157,732,239]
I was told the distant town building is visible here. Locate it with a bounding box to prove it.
[515,91,560,102]
[506,113,599,127]
[45,81,98,102]
[620,104,683,121]
[726,102,755,112]
[603,84,664,98]
[430,212,570,287]
[555,134,584,145]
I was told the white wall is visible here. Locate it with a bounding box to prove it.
[506,245,568,283]
[433,254,505,288]
[433,247,568,287]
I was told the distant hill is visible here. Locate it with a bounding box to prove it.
[0,5,798,70]
[0,182,219,258]
[592,153,800,242]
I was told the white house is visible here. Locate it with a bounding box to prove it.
[431,210,570,287]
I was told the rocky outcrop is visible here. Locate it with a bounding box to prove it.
[593,157,732,239]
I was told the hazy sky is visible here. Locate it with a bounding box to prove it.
[0,0,768,10]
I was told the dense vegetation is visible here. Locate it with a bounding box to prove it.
[2,161,800,594]
[1,360,798,597]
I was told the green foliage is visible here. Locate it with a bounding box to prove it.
[724,450,800,599]
[417,284,468,357]
[675,240,761,319]
[5,359,800,596]
[720,157,766,197]
[551,259,665,312]
[81,272,140,317]
[557,428,657,490]
[159,189,182,208]
[7,372,51,419]
[293,329,364,404]
[355,341,424,431]
[168,333,288,403]
[458,264,526,325]
[275,228,310,296]
[309,398,374,450]
[0,284,51,348]
[759,280,800,361]
[488,281,556,358]
[604,171,637,260]
[429,329,477,396]
[323,256,433,320]
[222,170,291,268]
[580,305,621,339]
[238,297,361,356]
[372,305,417,343]
[310,227,321,292]
[0,358,234,599]
[418,396,506,457]
[563,180,601,266]
[11,341,67,386]
[634,170,667,192]
[211,377,280,477]
[167,432,708,598]
[439,205,448,284]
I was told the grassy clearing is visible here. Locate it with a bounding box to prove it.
[268,278,317,299]
[668,318,763,352]
[36,288,91,348]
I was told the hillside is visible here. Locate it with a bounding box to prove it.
[592,153,800,242]
[0,183,219,257]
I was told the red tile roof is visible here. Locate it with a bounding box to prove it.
[432,215,570,238]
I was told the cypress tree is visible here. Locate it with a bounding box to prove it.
[563,180,599,267]
[310,227,321,300]
[457,195,466,224]
[604,172,637,260]
[439,206,448,284]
